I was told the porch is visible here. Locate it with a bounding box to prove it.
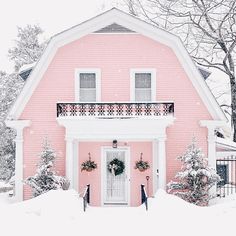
[56,101,175,206]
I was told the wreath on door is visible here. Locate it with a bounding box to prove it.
[108,158,125,176]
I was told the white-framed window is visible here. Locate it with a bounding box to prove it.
[130,69,156,101]
[75,69,101,102]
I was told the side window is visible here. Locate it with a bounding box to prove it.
[135,73,152,101]
[79,73,96,102]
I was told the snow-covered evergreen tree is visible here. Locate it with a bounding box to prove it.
[8,25,46,72]
[0,24,46,181]
[0,72,24,181]
[167,138,220,205]
[25,138,70,197]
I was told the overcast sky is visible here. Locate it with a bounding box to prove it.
[0,0,118,73]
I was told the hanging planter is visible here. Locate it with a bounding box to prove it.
[108,158,125,176]
[81,153,97,172]
[135,153,150,172]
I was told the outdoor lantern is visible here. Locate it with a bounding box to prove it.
[112,140,118,148]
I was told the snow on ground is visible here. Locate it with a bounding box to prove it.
[0,189,236,236]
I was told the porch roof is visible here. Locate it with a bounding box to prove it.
[216,137,236,152]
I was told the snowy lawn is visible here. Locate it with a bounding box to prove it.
[0,189,236,236]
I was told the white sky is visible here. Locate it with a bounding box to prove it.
[0,0,118,73]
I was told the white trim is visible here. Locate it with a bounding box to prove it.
[101,146,130,206]
[65,137,74,188]
[7,8,227,121]
[200,120,227,130]
[130,68,156,101]
[74,68,101,102]
[217,151,236,157]
[5,120,31,137]
[152,140,158,195]
[216,137,236,151]
[73,140,79,191]
[157,136,167,190]
[56,100,174,104]
[91,32,138,35]
[5,120,31,202]
[57,116,175,141]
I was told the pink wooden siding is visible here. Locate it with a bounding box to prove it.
[20,33,211,204]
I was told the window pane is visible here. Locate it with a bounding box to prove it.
[80,73,96,88]
[135,89,151,101]
[80,89,96,102]
[135,73,151,88]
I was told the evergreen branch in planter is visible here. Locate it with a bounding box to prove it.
[81,153,97,172]
[135,153,150,172]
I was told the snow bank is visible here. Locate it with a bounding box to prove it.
[0,181,13,193]
[10,189,82,218]
[1,189,236,236]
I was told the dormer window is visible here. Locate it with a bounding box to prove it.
[75,69,101,102]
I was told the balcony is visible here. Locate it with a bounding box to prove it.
[57,102,174,118]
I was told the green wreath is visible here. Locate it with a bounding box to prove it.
[108,158,125,176]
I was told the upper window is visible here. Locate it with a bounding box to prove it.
[79,73,96,102]
[130,69,156,101]
[75,69,101,102]
[135,73,152,101]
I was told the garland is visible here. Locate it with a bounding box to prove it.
[108,158,125,176]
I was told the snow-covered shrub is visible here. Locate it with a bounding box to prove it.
[167,138,220,205]
[25,138,70,197]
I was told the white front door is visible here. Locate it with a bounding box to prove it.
[102,148,130,205]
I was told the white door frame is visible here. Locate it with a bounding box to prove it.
[101,146,130,206]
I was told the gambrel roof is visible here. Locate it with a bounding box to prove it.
[8,8,226,121]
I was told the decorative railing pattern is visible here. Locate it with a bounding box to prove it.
[217,157,236,197]
[57,102,174,118]
[83,184,90,212]
[141,184,148,211]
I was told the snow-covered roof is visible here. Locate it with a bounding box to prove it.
[8,8,227,121]
[198,67,211,80]
[18,62,36,80]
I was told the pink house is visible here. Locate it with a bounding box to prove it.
[6,8,228,206]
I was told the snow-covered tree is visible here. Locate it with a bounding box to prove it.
[0,24,46,181]
[0,72,24,181]
[25,138,70,197]
[8,25,46,72]
[167,138,220,205]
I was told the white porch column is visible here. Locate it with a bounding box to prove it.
[200,120,226,169]
[200,120,226,199]
[65,137,74,189]
[157,136,167,190]
[5,120,31,202]
[152,140,158,195]
[73,140,79,192]
[207,127,217,168]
